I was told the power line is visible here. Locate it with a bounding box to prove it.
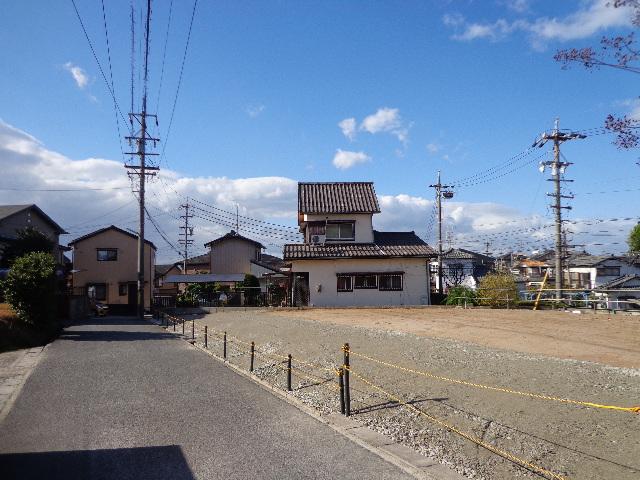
[0,186,130,192]
[155,0,174,116]
[70,0,129,136]
[160,0,199,167]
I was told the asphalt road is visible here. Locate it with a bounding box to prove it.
[0,317,413,480]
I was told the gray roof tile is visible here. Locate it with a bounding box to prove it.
[298,182,380,214]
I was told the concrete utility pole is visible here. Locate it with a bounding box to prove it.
[429,171,454,294]
[179,203,194,274]
[533,118,585,302]
[125,0,158,319]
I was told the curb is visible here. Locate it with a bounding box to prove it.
[0,344,48,424]
[152,319,464,480]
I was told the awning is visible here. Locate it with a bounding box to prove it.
[164,274,246,283]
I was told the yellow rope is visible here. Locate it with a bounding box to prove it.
[347,368,568,480]
[349,350,639,413]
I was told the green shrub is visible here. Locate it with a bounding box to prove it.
[3,252,57,325]
[477,273,519,308]
[445,286,477,306]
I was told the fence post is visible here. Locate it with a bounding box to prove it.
[204,326,208,348]
[343,343,351,417]
[192,319,195,340]
[338,367,345,415]
[287,354,292,391]
[182,319,185,336]
[223,332,227,359]
[173,317,176,331]
[250,341,255,372]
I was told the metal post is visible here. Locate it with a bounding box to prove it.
[173,317,175,331]
[182,319,185,336]
[338,367,345,415]
[192,319,195,340]
[287,354,292,391]
[343,342,350,417]
[204,326,208,348]
[223,331,227,359]
[250,341,255,372]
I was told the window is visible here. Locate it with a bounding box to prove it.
[354,274,377,289]
[337,275,352,292]
[379,274,403,291]
[97,248,117,261]
[597,267,620,277]
[88,283,107,301]
[325,222,355,240]
[119,283,128,296]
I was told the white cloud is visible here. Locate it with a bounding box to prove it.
[338,117,357,140]
[246,104,265,118]
[501,0,530,14]
[0,119,299,261]
[426,143,441,155]
[63,62,89,89]
[444,0,634,46]
[332,149,371,170]
[618,98,640,120]
[360,107,409,143]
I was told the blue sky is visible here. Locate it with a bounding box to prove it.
[0,0,638,261]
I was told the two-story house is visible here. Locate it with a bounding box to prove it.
[0,204,68,264]
[69,225,156,314]
[283,182,436,307]
[565,253,640,289]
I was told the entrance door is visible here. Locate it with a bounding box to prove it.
[292,273,309,306]
[127,283,138,314]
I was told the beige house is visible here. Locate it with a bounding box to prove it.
[69,225,156,314]
[283,182,435,307]
[0,204,67,264]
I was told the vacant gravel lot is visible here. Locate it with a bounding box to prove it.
[186,308,640,480]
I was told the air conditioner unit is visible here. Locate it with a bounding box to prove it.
[311,234,326,244]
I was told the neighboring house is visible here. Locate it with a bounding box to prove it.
[595,274,640,310]
[69,225,156,314]
[430,248,495,292]
[184,253,210,274]
[154,263,182,295]
[203,230,284,291]
[283,182,435,307]
[565,254,640,289]
[0,204,68,264]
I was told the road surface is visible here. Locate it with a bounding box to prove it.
[0,317,413,480]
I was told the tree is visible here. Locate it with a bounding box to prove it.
[629,223,640,252]
[554,1,640,159]
[240,274,260,306]
[477,273,519,308]
[2,252,57,325]
[1,227,55,267]
[445,286,477,306]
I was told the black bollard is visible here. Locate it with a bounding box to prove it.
[338,367,345,415]
[223,332,227,359]
[343,343,351,417]
[287,354,292,391]
[192,319,195,340]
[250,341,255,372]
[204,326,208,348]
[182,319,185,336]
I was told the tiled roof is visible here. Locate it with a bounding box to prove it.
[283,231,435,260]
[155,263,179,277]
[186,253,210,266]
[0,204,67,234]
[442,248,494,263]
[68,225,156,249]
[204,230,264,249]
[597,274,640,289]
[298,182,380,214]
[568,254,619,267]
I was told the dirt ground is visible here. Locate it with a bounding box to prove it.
[187,307,640,480]
[272,307,640,369]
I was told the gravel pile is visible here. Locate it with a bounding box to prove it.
[178,311,639,480]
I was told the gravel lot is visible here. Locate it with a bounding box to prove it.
[185,308,640,480]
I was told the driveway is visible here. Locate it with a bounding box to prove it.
[0,317,413,480]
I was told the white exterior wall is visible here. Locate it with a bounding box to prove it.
[568,260,640,289]
[291,258,430,307]
[303,213,374,243]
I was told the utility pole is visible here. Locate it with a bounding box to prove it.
[533,118,585,302]
[125,0,158,319]
[179,203,194,273]
[429,171,454,294]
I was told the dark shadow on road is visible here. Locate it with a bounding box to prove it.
[59,329,177,342]
[0,445,195,480]
[354,397,448,414]
[71,317,147,327]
